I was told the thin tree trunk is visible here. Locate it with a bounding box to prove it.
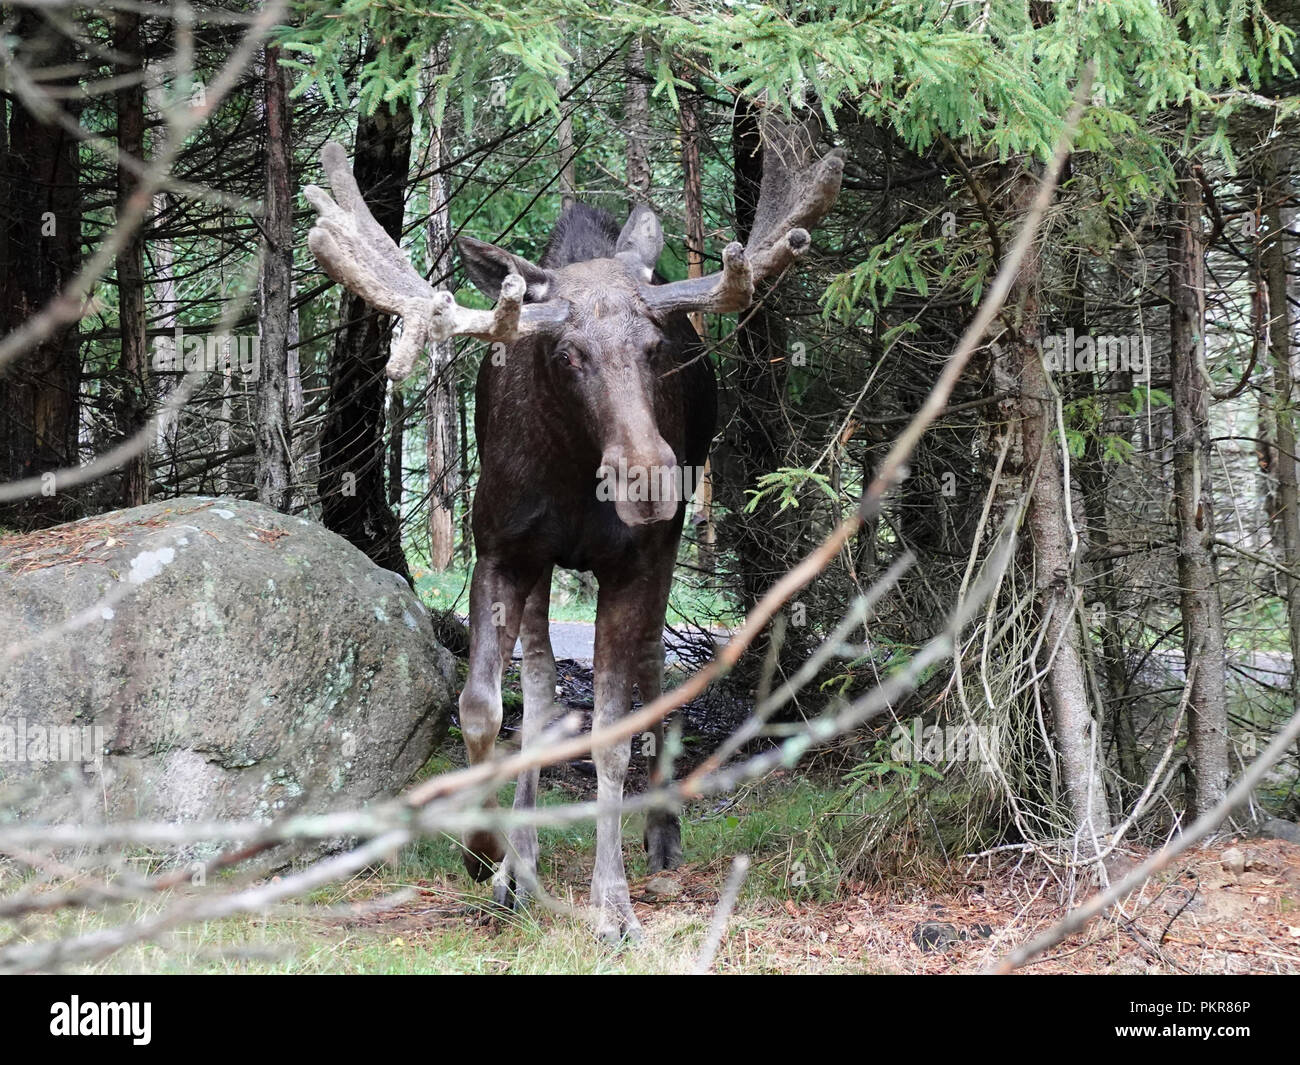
[624,36,651,206]
[318,97,414,582]
[1169,159,1230,816]
[256,43,294,512]
[218,351,232,495]
[555,27,577,199]
[114,9,149,507]
[680,92,705,305]
[151,194,180,477]
[286,276,307,511]
[458,390,472,565]
[425,42,458,571]
[427,376,457,570]
[1254,181,1281,556]
[388,388,404,511]
[679,86,714,569]
[1071,259,1140,808]
[1264,147,1300,712]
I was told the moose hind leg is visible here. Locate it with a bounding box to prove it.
[494,566,555,909]
[641,705,682,874]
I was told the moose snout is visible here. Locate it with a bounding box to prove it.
[598,441,682,526]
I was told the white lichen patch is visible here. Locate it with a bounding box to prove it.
[212,508,236,520]
[127,546,177,584]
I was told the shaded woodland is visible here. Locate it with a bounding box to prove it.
[2,0,1300,972]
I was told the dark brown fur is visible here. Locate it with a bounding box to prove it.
[457,202,715,940]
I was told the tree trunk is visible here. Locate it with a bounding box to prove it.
[555,27,577,199]
[1007,170,1111,843]
[427,376,458,570]
[720,99,790,616]
[256,43,294,512]
[679,86,715,569]
[680,88,705,336]
[624,36,651,205]
[387,388,404,511]
[114,10,149,507]
[425,43,459,571]
[1169,160,1230,816]
[458,390,473,565]
[1070,254,1140,808]
[1264,147,1300,711]
[0,13,82,529]
[152,196,180,474]
[318,99,414,582]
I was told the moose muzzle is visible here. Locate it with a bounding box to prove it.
[597,441,682,526]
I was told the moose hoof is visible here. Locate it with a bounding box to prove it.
[492,877,529,913]
[596,909,643,948]
[463,830,505,883]
[592,880,642,946]
[644,812,682,873]
[492,862,536,912]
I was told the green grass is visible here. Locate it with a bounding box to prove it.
[3,769,861,974]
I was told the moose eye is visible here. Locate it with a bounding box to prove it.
[554,347,574,367]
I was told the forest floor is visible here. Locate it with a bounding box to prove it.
[28,792,1300,975]
[314,834,1300,975]
[16,658,1300,975]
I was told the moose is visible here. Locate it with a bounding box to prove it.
[304,112,842,942]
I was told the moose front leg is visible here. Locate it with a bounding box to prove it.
[459,557,537,882]
[636,566,681,873]
[589,569,672,943]
[493,566,556,910]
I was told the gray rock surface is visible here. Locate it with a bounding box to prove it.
[0,497,454,838]
[1258,817,1300,844]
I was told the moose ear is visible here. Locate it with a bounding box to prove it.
[615,204,663,278]
[457,236,551,301]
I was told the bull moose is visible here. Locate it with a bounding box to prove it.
[304,112,842,942]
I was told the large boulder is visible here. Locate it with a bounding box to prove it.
[0,497,455,836]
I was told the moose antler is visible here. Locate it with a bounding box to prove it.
[304,141,567,381]
[639,110,843,318]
